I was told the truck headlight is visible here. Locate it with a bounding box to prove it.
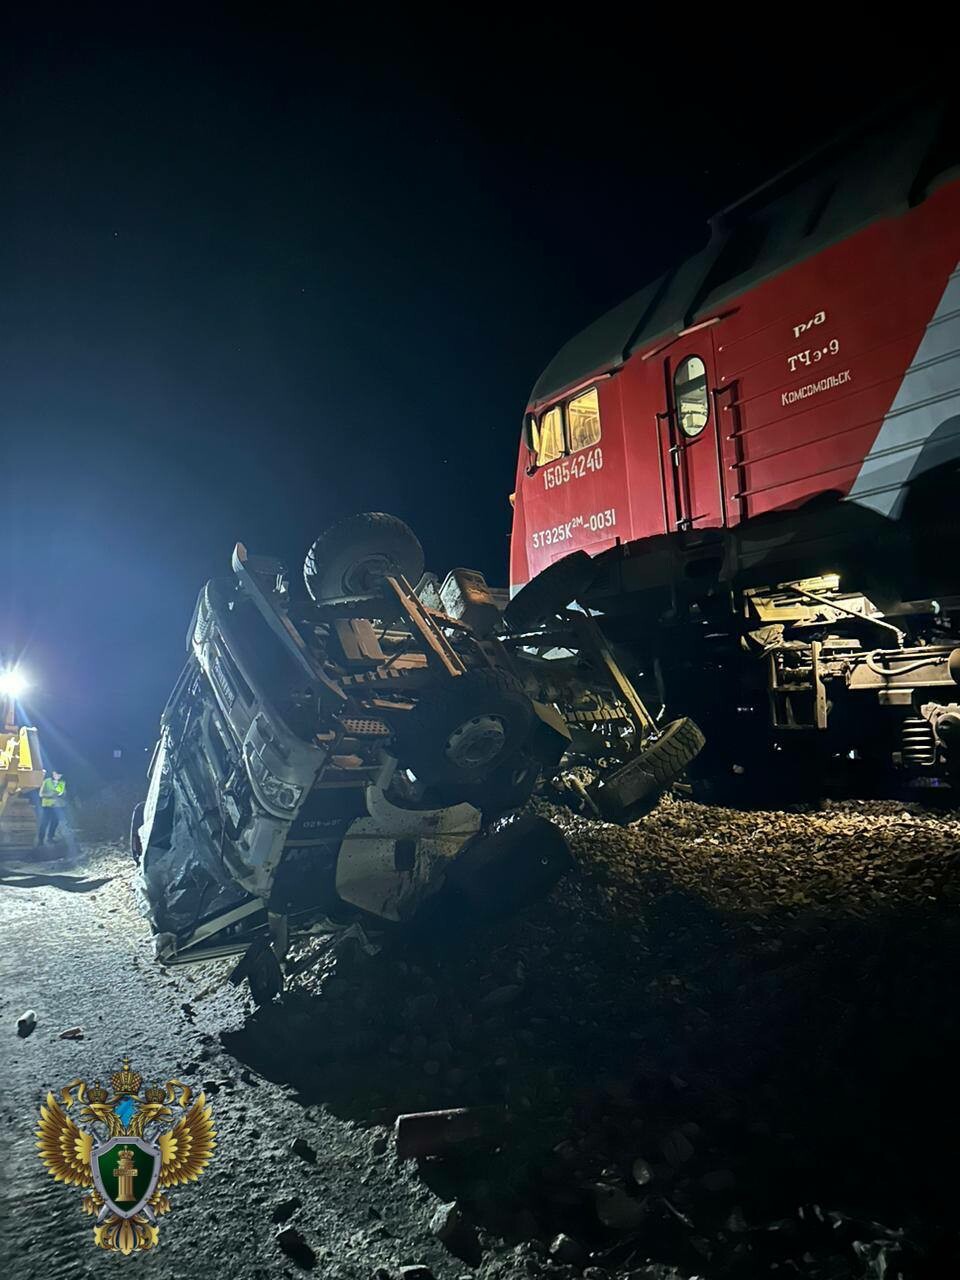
[247,751,303,812]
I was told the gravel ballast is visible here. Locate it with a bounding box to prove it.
[230,796,960,1278]
[8,796,956,1280]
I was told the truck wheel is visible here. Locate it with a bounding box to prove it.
[395,669,534,788]
[444,815,572,919]
[504,551,597,632]
[130,802,145,864]
[593,717,705,823]
[426,750,542,818]
[304,512,425,602]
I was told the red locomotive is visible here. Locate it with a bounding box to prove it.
[508,98,960,797]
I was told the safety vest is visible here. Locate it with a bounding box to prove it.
[40,777,66,808]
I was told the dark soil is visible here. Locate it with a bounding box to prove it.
[3,796,959,1280]
[226,797,960,1279]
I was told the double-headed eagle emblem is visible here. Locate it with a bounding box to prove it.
[36,1058,215,1254]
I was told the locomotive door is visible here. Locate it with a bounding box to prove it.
[658,337,725,531]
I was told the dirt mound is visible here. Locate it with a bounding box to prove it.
[223,796,960,1278]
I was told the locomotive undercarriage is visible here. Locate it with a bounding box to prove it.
[748,578,960,781]
[565,474,960,800]
[628,575,960,800]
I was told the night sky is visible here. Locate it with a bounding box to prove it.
[1,20,917,788]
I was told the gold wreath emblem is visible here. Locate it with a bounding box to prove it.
[36,1061,216,1254]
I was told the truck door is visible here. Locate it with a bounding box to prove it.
[658,338,725,530]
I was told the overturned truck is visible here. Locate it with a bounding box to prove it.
[134,513,702,999]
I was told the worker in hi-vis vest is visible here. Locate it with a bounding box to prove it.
[37,770,66,845]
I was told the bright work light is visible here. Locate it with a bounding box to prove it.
[0,669,28,699]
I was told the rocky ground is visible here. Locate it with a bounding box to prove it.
[2,796,960,1279]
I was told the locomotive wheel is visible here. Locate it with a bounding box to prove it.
[129,802,145,864]
[304,512,425,602]
[504,550,598,632]
[395,669,534,789]
[593,716,705,823]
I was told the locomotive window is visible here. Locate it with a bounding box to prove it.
[523,413,537,452]
[674,356,709,438]
[535,405,565,465]
[567,387,601,452]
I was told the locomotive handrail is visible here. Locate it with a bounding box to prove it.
[711,383,736,526]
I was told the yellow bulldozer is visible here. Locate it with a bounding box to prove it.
[0,671,44,847]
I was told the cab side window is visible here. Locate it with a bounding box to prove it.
[535,405,565,466]
[567,387,601,452]
[674,356,709,438]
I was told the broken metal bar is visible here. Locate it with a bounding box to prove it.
[566,612,659,736]
[385,576,466,677]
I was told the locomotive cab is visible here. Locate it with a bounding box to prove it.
[510,97,960,796]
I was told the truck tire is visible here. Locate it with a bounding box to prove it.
[443,815,572,920]
[426,750,542,818]
[130,802,145,864]
[593,716,705,823]
[304,512,425,602]
[395,668,534,789]
[504,551,598,632]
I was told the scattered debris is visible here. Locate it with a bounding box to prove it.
[271,1195,303,1224]
[626,1266,702,1280]
[660,1128,695,1167]
[290,1137,317,1164]
[16,1009,36,1038]
[275,1224,316,1269]
[549,1233,587,1265]
[594,1182,647,1231]
[429,1200,462,1243]
[395,1107,500,1160]
[632,1156,655,1187]
[429,1199,478,1255]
